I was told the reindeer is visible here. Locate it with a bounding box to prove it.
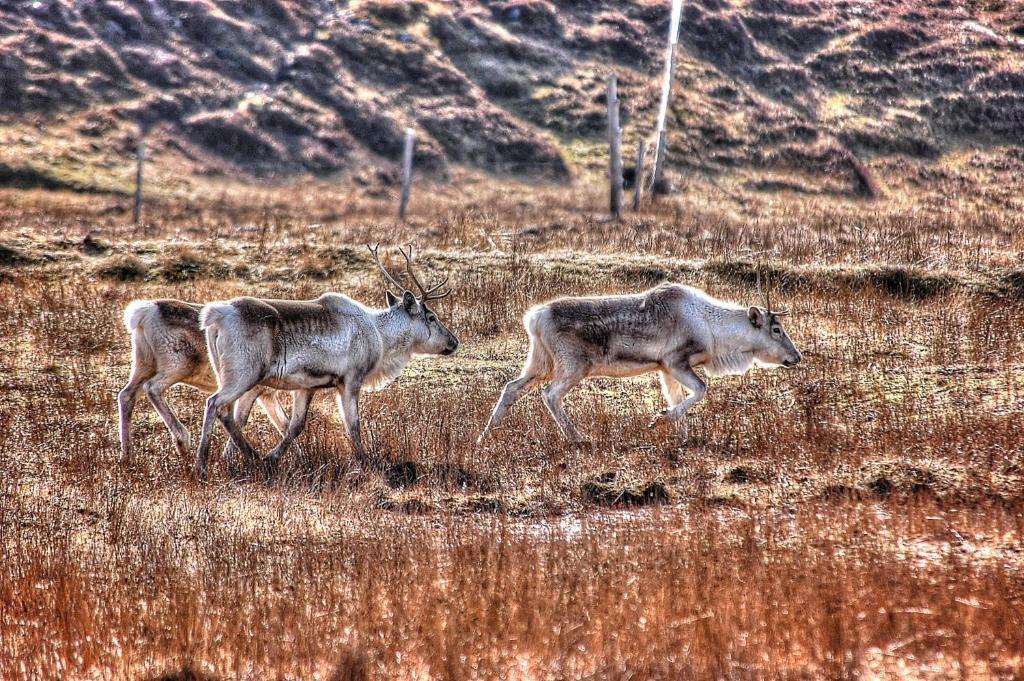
[194,245,458,480]
[479,278,801,444]
[118,299,293,461]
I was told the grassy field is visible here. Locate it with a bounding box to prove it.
[1,183,1023,679]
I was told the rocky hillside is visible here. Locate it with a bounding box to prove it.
[1,0,1022,199]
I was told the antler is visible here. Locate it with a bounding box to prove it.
[397,244,452,301]
[756,264,770,312]
[367,243,406,293]
[757,263,789,316]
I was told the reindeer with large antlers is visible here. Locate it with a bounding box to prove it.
[193,245,458,480]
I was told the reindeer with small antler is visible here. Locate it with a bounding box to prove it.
[480,265,801,445]
[193,245,458,480]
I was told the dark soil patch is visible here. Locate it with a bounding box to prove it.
[417,104,569,178]
[327,646,369,681]
[866,476,894,498]
[0,243,32,268]
[999,270,1024,298]
[746,179,819,195]
[144,666,220,681]
[384,460,422,488]
[707,260,958,301]
[724,463,776,485]
[80,234,109,256]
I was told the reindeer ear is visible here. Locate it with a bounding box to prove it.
[402,290,417,311]
[748,306,767,328]
[385,291,399,307]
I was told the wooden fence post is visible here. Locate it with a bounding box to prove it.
[607,73,622,219]
[133,133,145,225]
[632,139,646,211]
[650,0,683,193]
[398,128,414,221]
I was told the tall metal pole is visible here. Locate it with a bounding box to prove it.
[398,128,414,221]
[650,0,684,193]
[607,73,623,218]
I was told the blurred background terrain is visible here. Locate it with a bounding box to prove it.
[2,0,1024,211]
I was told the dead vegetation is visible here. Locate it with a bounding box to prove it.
[1,184,1023,678]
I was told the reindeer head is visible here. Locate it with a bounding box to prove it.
[369,244,459,356]
[748,267,801,368]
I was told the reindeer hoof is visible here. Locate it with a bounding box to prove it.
[647,411,669,429]
[226,455,248,481]
[261,456,281,482]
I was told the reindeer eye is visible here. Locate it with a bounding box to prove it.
[427,314,436,322]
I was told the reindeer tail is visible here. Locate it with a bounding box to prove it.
[198,301,236,330]
[123,300,157,334]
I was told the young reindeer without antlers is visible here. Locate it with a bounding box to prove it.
[194,245,459,480]
[118,299,294,461]
[479,272,801,445]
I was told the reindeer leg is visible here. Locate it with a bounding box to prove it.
[541,365,588,444]
[479,373,543,442]
[118,373,150,461]
[256,391,304,458]
[649,363,706,444]
[223,388,263,478]
[197,381,260,482]
[264,388,313,478]
[658,369,686,408]
[337,383,367,462]
[144,375,192,458]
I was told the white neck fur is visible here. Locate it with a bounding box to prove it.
[364,308,417,391]
[702,307,760,378]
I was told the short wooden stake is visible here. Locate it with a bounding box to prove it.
[632,139,646,211]
[133,134,145,225]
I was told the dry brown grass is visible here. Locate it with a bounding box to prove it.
[1,186,1023,679]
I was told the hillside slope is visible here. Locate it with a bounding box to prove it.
[1,0,1022,201]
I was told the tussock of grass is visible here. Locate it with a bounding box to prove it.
[581,472,672,507]
[92,253,149,281]
[817,459,1024,506]
[152,245,232,282]
[723,461,776,485]
[708,259,963,300]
